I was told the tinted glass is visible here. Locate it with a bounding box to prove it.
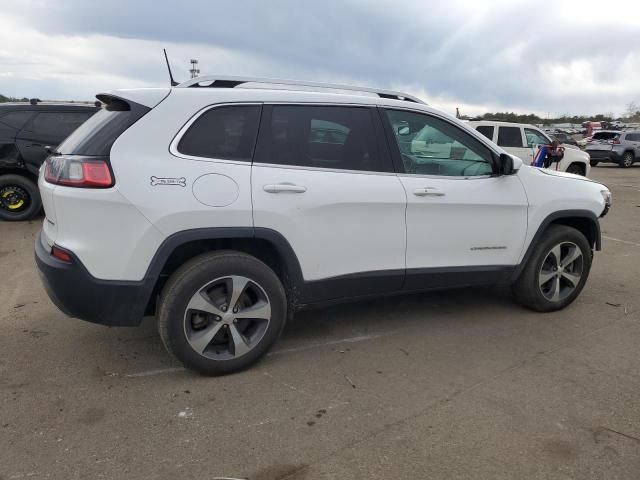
[255,105,385,172]
[592,132,617,141]
[177,105,261,161]
[58,103,149,156]
[29,112,92,138]
[475,125,494,141]
[497,126,523,148]
[0,111,33,130]
[386,110,493,177]
[625,133,640,141]
[524,128,550,147]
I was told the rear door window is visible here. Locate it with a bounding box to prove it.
[177,105,262,161]
[475,125,494,141]
[624,133,640,141]
[497,126,524,148]
[254,105,389,172]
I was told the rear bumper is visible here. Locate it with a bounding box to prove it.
[34,230,146,326]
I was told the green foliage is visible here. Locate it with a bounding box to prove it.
[0,93,29,103]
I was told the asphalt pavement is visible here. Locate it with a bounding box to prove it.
[1,165,639,480]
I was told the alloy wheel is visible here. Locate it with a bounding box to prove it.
[183,275,271,360]
[0,185,30,213]
[538,242,584,302]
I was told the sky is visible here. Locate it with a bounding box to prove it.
[0,0,639,118]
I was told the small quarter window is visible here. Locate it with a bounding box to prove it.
[177,105,261,161]
[497,126,524,148]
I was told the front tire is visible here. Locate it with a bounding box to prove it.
[512,225,592,312]
[0,174,42,221]
[620,152,634,168]
[158,251,287,375]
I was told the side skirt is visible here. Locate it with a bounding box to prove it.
[299,265,516,308]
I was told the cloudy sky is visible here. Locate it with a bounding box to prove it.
[1,0,639,117]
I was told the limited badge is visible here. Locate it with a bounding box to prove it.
[150,176,186,187]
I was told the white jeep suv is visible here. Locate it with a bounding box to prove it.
[469,120,591,176]
[35,77,611,375]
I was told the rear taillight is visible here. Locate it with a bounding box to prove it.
[44,156,114,188]
[612,138,621,145]
[51,245,72,263]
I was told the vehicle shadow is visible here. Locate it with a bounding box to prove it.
[92,285,522,373]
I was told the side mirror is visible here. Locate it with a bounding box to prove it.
[497,153,522,175]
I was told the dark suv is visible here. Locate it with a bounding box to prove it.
[0,101,98,220]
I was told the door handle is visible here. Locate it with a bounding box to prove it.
[263,183,307,194]
[413,187,445,197]
[26,143,42,148]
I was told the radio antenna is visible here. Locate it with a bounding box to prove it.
[163,49,179,87]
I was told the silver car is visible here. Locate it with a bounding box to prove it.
[586,130,640,168]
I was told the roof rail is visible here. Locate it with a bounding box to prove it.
[176,75,426,104]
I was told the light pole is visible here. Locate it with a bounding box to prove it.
[189,59,200,79]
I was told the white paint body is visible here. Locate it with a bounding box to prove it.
[469,120,591,176]
[40,86,608,283]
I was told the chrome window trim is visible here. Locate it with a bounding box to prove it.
[251,162,397,177]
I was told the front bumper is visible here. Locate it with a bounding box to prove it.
[34,230,147,326]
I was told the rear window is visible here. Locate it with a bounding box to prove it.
[592,132,618,141]
[475,125,494,141]
[497,126,523,148]
[28,111,93,138]
[57,99,149,156]
[177,105,261,161]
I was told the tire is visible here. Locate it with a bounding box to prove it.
[158,251,287,376]
[566,163,585,176]
[589,160,599,167]
[619,151,634,168]
[0,174,42,221]
[512,225,592,312]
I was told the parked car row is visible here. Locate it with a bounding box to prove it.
[469,121,590,175]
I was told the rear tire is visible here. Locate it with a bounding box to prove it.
[158,251,287,376]
[566,163,585,175]
[589,159,599,167]
[620,151,634,168]
[512,225,592,312]
[0,174,42,221]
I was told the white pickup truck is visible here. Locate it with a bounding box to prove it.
[469,121,590,176]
